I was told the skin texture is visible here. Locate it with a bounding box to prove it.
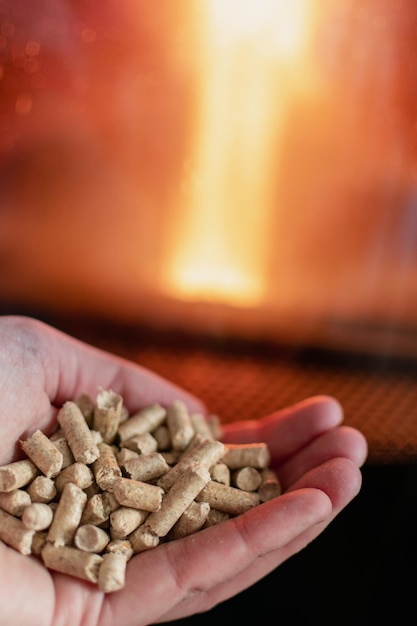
[0,315,368,626]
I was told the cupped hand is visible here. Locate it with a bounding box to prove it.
[0,316,368,626]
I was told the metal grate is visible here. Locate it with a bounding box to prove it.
[52,317,417,465]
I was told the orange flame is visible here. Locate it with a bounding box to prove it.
[164,0,317,307]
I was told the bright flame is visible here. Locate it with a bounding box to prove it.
[164,0,316,306]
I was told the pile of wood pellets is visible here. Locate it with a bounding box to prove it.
[0,389,281,593]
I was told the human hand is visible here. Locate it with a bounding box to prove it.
[0,316,367,626]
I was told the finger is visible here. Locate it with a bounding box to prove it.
[155,456,363,622]
[103,488,331,626]
[221,395,344,462]
[277,426,368,490]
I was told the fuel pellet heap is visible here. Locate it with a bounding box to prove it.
[0,389,281,593]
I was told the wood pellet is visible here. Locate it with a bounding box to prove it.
[0,389,282,593]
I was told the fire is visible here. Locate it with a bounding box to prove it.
[163,0,317,307]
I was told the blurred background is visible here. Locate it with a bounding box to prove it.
[1,0,417,622]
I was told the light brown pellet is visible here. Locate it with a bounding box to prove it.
[93,443,122,492]
[222,443,271,470]
[170,500,210,539]
[0,508,35,554]
[196,480,261,515]
[128,523,160,554]
[145,464,211,538]
[157,439,225,491]
[121,432,158,455]
[98,552,127,593]
[116,447,139,467]
[105,539,133,561]
[207,414,222,439]
[54,462,94,493]
[42,543,103,583]
[166,399,194,451]
[22,502,54,531]
[123,452,170,483]
[0,458,38,492]
[20,429,63,479]
[113,477,164,513]
[110,506,148,539]
[26,476,57,503]
[151,424,171,451]
[47,482,87,546]
[57,401,100,465]
[190,412,215,440]
[210,462,230,486]
[118,404,166,443]
[51,437,75,469]
[203,508,230,527]
[81,491,119,526]
[0,489,31,516]
[231,466,262,492]
[93,388,123,444]
[258,468,282,502]
[177,433,205,460]
[74,524,110,553]
[75,392,95,427]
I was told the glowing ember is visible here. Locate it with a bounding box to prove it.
[164,0,316,307]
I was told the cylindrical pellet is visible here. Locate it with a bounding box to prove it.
[93,443,122,492]
[0,489,31,516]
[26,476,57,503]
[93,388,123,444]
[123,452,169,483]
[21,502,54,531]
[113,477,163,513]
[152,424,171,451]
[196,480,260,515]
[210,462,230,486]
[221,443,270,470]
[118,404,166,443]
[203,508,230,527]
[0,459,38,492]
[116,447,139,468]
[105,539,133,561]
[20,429,63,478]
[54,462,94,493]
[121,432,158,455]
[0,508,35,554]
[98,552,127,593]
[128,524,160,554]
[166,400,194,451]
[258,468,282,502]
[231,466,262,492]
[81,492,119,526]
[74,524,110,552]
[42,543,103,583]
[157,439,225,491]
[170,501,210,539]
[110,506,148,539]
[190,412,215,440]
[47,482,87,546]
[75,393,95,427]
[57,401,100,465]
[145,463,211,538]
[51,437,75,469]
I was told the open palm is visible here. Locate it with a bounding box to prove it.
[0,316,367,626]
